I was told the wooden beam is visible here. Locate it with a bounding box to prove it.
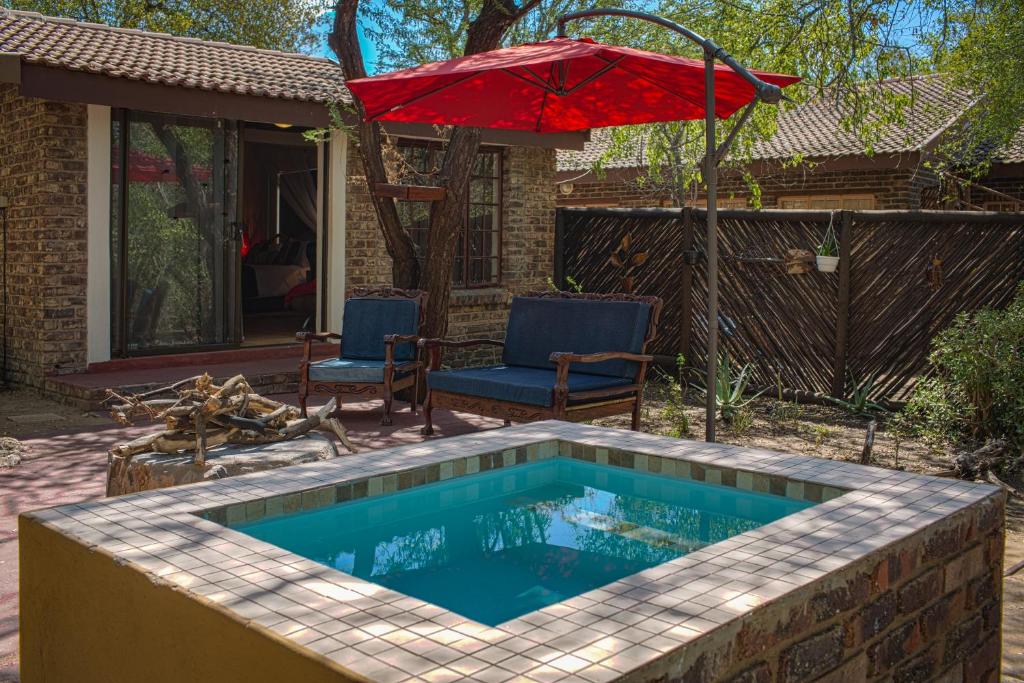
[831,210,853,398]
[0,52,20,84]
[373,183,446,201]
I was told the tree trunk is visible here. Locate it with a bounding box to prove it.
[422,126,483,337]
[330,0,540,327]
[330,2,420,289]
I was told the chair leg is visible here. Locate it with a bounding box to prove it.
[420,390,434,436]
[382,391,394,426]
[332,393,344,421]
[298,383,308,418]
[631,394,643,431]
[503,419,512,427]
[410,372,419,414]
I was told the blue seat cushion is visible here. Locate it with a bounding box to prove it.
[342,297,420,361]
[502,297,652,379]
[308,358,413,384]
[426,365,633,407]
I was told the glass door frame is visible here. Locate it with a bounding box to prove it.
[110,108,241,357]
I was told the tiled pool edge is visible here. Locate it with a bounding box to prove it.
[20,421,1004,683]
[205,438,846,529]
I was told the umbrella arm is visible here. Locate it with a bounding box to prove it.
[556,8,784,105]
[557,7,786,444]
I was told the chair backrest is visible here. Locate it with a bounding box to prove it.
[341,289,425,361]
[502,293,661,379]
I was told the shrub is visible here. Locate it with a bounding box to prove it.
[653,367,690,438]
[903,285,1024,453]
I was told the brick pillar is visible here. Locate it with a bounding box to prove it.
[0,84,89,387]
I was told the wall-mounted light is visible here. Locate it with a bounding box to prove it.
[274,123,293,129]
[558,182,575,195]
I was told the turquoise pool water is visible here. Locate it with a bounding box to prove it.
[236,458,812,625]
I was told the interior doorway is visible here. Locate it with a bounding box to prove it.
[240,128,319,346]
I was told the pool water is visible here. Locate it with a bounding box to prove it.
[236,458,812,625]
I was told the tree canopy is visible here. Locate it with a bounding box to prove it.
[356,0,1022,200]
[9,0,329,52]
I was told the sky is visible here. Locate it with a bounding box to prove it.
[311,9,383,73]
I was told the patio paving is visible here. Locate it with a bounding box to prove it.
[1,394,1021,682]
[0,394,500,682]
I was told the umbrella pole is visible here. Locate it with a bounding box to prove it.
[556,8,788,444]
[703,51,718,443]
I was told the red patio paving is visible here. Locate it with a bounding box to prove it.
[0,394,500,682]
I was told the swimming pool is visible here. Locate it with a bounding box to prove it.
[236,458,811,625]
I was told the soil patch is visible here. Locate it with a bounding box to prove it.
[0,388,111,441]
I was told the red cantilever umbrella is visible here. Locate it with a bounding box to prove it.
[346,36,799,133]
[346,9,800,442]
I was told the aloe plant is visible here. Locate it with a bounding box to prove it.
[817,214,839,257]
[695,353,767,423]
[825,373,888,417]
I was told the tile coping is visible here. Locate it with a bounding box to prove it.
[25,421,1000,683]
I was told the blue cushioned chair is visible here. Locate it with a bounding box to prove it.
[419,292,663,434]
[297,287,427,425]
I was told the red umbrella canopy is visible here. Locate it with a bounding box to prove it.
[346,37,800,134]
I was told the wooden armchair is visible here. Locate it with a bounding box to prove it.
[297,287,428,425]
[418,291,663,435]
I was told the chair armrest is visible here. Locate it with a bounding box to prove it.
[384,334,422,367]
[296,331,342,363]
[295,331,341,342]
[549,351,655,405]
[548,351,655,365]
[417,338,504,350]
[418,338,504,371]
[384,334,421,345]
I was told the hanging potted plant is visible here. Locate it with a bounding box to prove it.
[816,214,840,272]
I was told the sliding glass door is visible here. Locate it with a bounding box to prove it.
[111,111,238,355]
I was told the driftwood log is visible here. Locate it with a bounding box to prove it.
[108,373,355,465]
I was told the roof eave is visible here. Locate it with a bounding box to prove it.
[15,62,590,149]
[0,51,19,84]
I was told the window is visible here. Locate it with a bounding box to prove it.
[777,194,875,209]
[396,142,503,288]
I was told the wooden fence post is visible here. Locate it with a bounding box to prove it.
[678,207,696,367]
[553,208,566,289]
[830,210,853,397]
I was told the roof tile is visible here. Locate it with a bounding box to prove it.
[0,7,349,104]
[558,75,975,172]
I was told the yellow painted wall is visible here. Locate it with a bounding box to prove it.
[19,516,366,683]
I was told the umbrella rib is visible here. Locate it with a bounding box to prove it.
[503,67,559,93]
[592,54,711,114]
[363,71,485,120]
[561,56,625,96]
[534,90,550,132]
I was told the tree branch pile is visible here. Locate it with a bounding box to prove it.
[107,373,355,464]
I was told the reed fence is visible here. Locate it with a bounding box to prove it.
[555,207,1024,400]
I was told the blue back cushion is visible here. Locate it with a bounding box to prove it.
[502,297,652,379]
[341,297,420,361]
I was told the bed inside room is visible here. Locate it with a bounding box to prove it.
[240,134,318,346]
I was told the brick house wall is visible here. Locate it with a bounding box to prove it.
[0,88,555,389]
[345,144,557,366]
[0,84,89,388]
[556,162,940,210]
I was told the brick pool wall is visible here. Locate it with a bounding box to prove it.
[20,424,1004,683]
[632,490,1003,683]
